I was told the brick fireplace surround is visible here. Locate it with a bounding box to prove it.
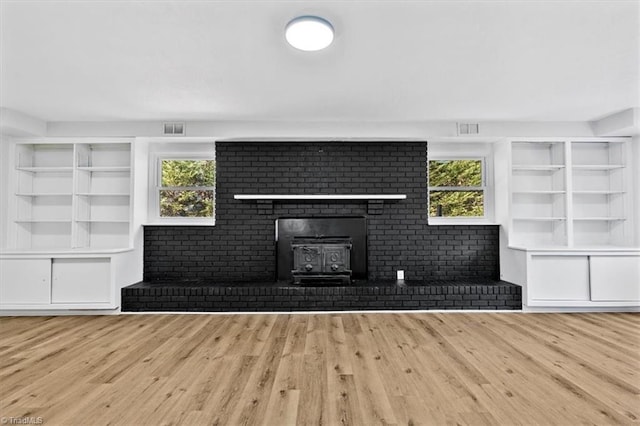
[122,141,521,311]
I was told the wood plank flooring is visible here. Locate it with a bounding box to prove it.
[0,312,638,425]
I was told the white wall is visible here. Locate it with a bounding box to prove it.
[46,120,596,139]
[0,108,46,136]
[591,108,639,136]
[633,136,640,246]
[0,135,10,249]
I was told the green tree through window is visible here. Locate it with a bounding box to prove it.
[160,159,215,218]
[429,159,484,217]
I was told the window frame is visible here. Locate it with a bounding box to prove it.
[428,155,494,225]
[148,152,216,226]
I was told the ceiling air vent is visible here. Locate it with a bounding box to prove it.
[163,122,185,136]
[457,123,479,135]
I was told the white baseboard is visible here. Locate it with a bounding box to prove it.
[523,306,640,313]
[0,309,120,316]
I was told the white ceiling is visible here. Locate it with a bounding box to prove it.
[1,0,638,123]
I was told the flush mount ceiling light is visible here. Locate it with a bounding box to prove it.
[285,16,334,51]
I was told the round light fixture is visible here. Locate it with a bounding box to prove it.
[285,16,334,51]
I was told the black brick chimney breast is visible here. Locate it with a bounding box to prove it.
[143,142,499,282]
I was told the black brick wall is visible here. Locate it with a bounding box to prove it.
[144,142,499,282]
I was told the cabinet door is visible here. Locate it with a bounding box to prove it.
[0,259,51,304]
[590,256,640,301]
[529,256,590,300]
[51,258,111,304]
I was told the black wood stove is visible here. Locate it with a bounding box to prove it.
[277,217,366,283]
[291,237,352,285]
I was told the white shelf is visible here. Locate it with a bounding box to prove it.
[509,245,640,252]
[17,167,73,172]
[513,190,565,194]
[76,219,129,223]
[513,217,566,221]
[15,219,72,223]
[77,166,131,172]
[234,194,407,200]
[572,165,625,170]
[16,193,73,197]
[573,217,626,221]
[76,193,130,197]
[0,247,134,256]
[512,165,565,171]
[572,190,625,195]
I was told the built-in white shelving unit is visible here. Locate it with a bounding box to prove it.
[502,138,639,310]
[1,138,138,311]
[8,140,133,250]
[510,141,567,247]
[570,141,628,247]
[509,139,634,248]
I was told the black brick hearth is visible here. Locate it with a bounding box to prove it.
[122,280,522,312]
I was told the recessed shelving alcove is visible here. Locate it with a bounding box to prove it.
[509,139,634,248]
[8,140,133,251]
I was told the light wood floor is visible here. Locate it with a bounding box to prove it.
[1,312,638,426]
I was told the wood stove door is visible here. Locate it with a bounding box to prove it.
[323,245,351,273]
[293,246,322,273]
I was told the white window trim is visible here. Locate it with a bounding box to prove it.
[148,152,216,226]
[428,156,496,225]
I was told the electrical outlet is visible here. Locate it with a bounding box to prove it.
[397,270,405,280]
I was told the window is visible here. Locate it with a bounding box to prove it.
[150,153,216,225]
[428,158,485,218]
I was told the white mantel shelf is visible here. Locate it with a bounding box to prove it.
[234,194,407,200]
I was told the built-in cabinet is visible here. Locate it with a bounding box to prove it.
[0,254,126,309]
[0,258,51,305]
[1,138,138,312]
[502,138,639,309]
[521,250,640,307]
